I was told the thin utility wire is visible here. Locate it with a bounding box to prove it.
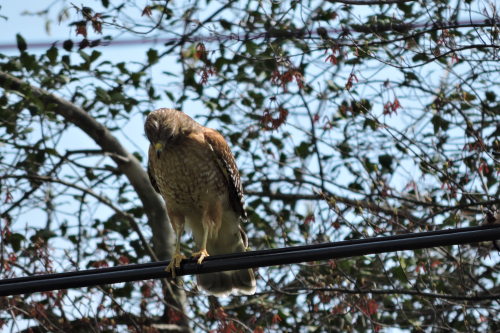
[0,224,499,296]
[0,19,497,50]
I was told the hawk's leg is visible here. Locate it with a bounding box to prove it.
[165,210,187,278]
[192,226,210,264]
[192,199,222,265]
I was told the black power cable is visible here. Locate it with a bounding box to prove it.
[0,224,499,296]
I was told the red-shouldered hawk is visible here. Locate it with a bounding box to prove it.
[145,108,256,296]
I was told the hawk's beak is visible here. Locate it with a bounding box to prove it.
[155,142,164,158]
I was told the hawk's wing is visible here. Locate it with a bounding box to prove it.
[204,129,247,220]
[147,155,160,194]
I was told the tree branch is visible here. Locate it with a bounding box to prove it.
[275,286,500,302]
[0,70,191,332]
[246,190,421,224]
[1,174,156,261]
[0,70,170,260]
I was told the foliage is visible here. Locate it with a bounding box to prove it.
[1,0,499,332]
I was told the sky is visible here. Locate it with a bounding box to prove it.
[0,4,175,329]
[0,1,185,157]
[2,3,498,332]
[0,1,167,264]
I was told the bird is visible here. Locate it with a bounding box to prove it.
[144,108,256,296]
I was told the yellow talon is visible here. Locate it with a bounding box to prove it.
[192,248,209,264]
[165,252,187,277]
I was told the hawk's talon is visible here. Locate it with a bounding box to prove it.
[165,253,187,277]
[192,249,210,264]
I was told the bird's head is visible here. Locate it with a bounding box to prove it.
[144,108,194,157]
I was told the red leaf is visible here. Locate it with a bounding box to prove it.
[304,214,315,225]
[345,73,358,91]
[392,98,401,111]
[271,314,282,324]
[261,107,288,130]
[195,43,207,60]
[92,19,102,34]
[293,70,304,89]
[383,98,401,115]
[357,299,380,316]
[118,255,129,265]
[215,307,228,321]
[167,308,183,324]
[141,284,152,297]
[478,160,490,175]
[199,66,216,85]
[332,220,341,229]
[221,321,237,333]
[366,299,378,315]
[331,304,344,315]
[431,260,441,268]
[79,38,90,49]
[8,253,17,263]
[91,260,109,268]
[76,24,87,37]
[325,54,337,64]
[415,263,425,273]
[271,68,304,91]
[142,6,153,17]
[4,189,13,203]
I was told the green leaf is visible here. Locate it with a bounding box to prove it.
[392,266,407,282]
[295,141,311,158]
[431,115,449,133]
[348,182,363,191]
[412,53,429,62]
[363,118,378,130]
[95,87,111,104]
[8,233,25,252]
[20,52,37,70]
[62,39,73,51]
[218,114,232,124]
[337,142,351,158]
[364,158,378,173]
[378,154,393,171]
[403,71,419,83]
[46,46,58,64]
[89,50,101,63]
[165,90,175,101]
[147,48,158,65]
[485,91,496,102]
[16,33,27,52]
[112,282,133,297]
[220,19,231,30]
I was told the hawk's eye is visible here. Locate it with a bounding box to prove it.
[145,119,160,142]
[160,128,175,144]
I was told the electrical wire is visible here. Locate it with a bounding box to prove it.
[0,224,498,296]
[0,19,497,51]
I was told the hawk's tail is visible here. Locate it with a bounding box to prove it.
[197,268,256,296]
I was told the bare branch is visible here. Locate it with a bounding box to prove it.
[0,70,191,332]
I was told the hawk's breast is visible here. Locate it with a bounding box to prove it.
[152,136,227,210]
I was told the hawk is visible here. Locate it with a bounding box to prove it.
[145,108,256,296]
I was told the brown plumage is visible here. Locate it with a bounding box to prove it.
[145,108,256,296]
